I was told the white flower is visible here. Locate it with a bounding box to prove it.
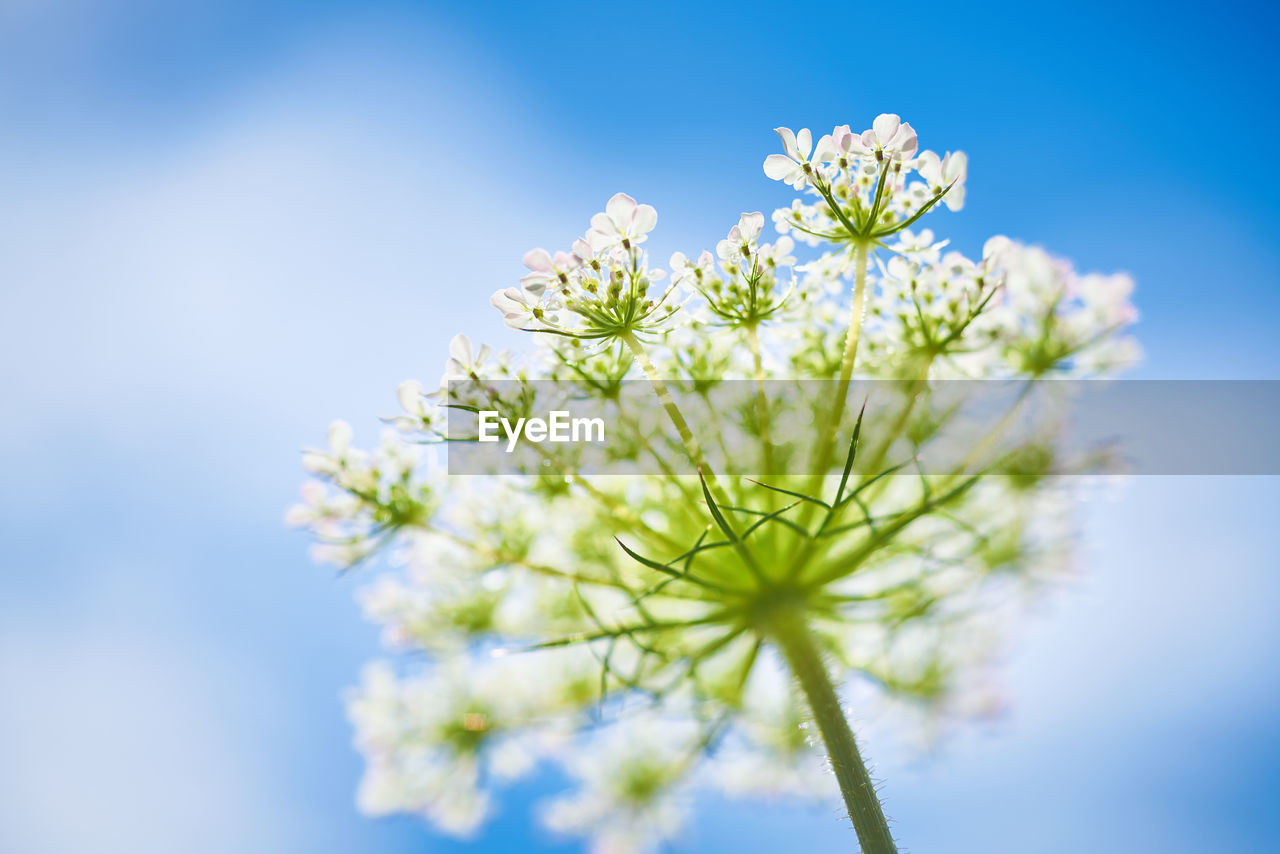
[762,127,814,189]
[521,248,582,296]
[329,419,353,453]
[490,287,541,329]
[311,539,375,568]
[979,234,1013,279]
[715,211,766,264]
[284,480,355,527]
[374,428,420,478]
[540,718,693,854]
[396,380,425,415]
[889,228,949,263]
[301,419,356,476]
[813,123,856,165]
[589,193,658,251]
[391,379,447,435]
[1077,272,1138,326]
[571,236,596,263]
[916,150,968,211]
[847,113,918,162]
[442,333,491,384]
[347,659,548,838]
[669,250,715,288]
[881,254,922,291]
[757,235,796,269]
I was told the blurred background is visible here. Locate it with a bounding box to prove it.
[1,1,1278,851]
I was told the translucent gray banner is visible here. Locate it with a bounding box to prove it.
[441,380,1280,476]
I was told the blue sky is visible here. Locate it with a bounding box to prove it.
[1,1,1278,852]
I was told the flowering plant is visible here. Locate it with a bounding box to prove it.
[290,114,1137,853]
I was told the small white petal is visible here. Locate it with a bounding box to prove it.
[795,128,812,159]
[763,154,795,180]
[397,380,424,413]
[873,113,901,142]
[521,248,553,272]
[328,419,353,452]
[632,203,658,236]
[774,126,798,158]
[448,333,473,367]
[604,192,637,227]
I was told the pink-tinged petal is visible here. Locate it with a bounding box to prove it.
[698,250,714,266]
[740,212,765,241]
[571,237,594,260]
[300,480,327,504]
[632,203,658,235]
[896,122,918,159]
[813,134,838,163]
[491,287,522,311]
[763,154,795,180]
[774,127,798,158]
[796,128,812,159]
[590,212,616,235]
[605,192,637,227]
[872,113,900,143]
[585,229,614,252]
[521,248,553,272]
[448,333,473,366]
[552,250,580,270]
[519,272,548,295]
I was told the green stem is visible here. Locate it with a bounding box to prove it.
[622,332,708,476]
[746,323,776,475]
[623,331,768,583]
[812,240,871,476]
[789,240,872,551]
[774,614,897,854]
[839,241,871,400]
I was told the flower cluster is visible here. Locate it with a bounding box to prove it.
[491,193,680,347]
[289,421,434,568]
[765,115,964,246]
[291,114,1139,853]
[671,212,797,328]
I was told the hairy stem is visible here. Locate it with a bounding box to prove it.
[774,613,897,854]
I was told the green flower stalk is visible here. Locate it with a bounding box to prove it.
[289,114,1139,853]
